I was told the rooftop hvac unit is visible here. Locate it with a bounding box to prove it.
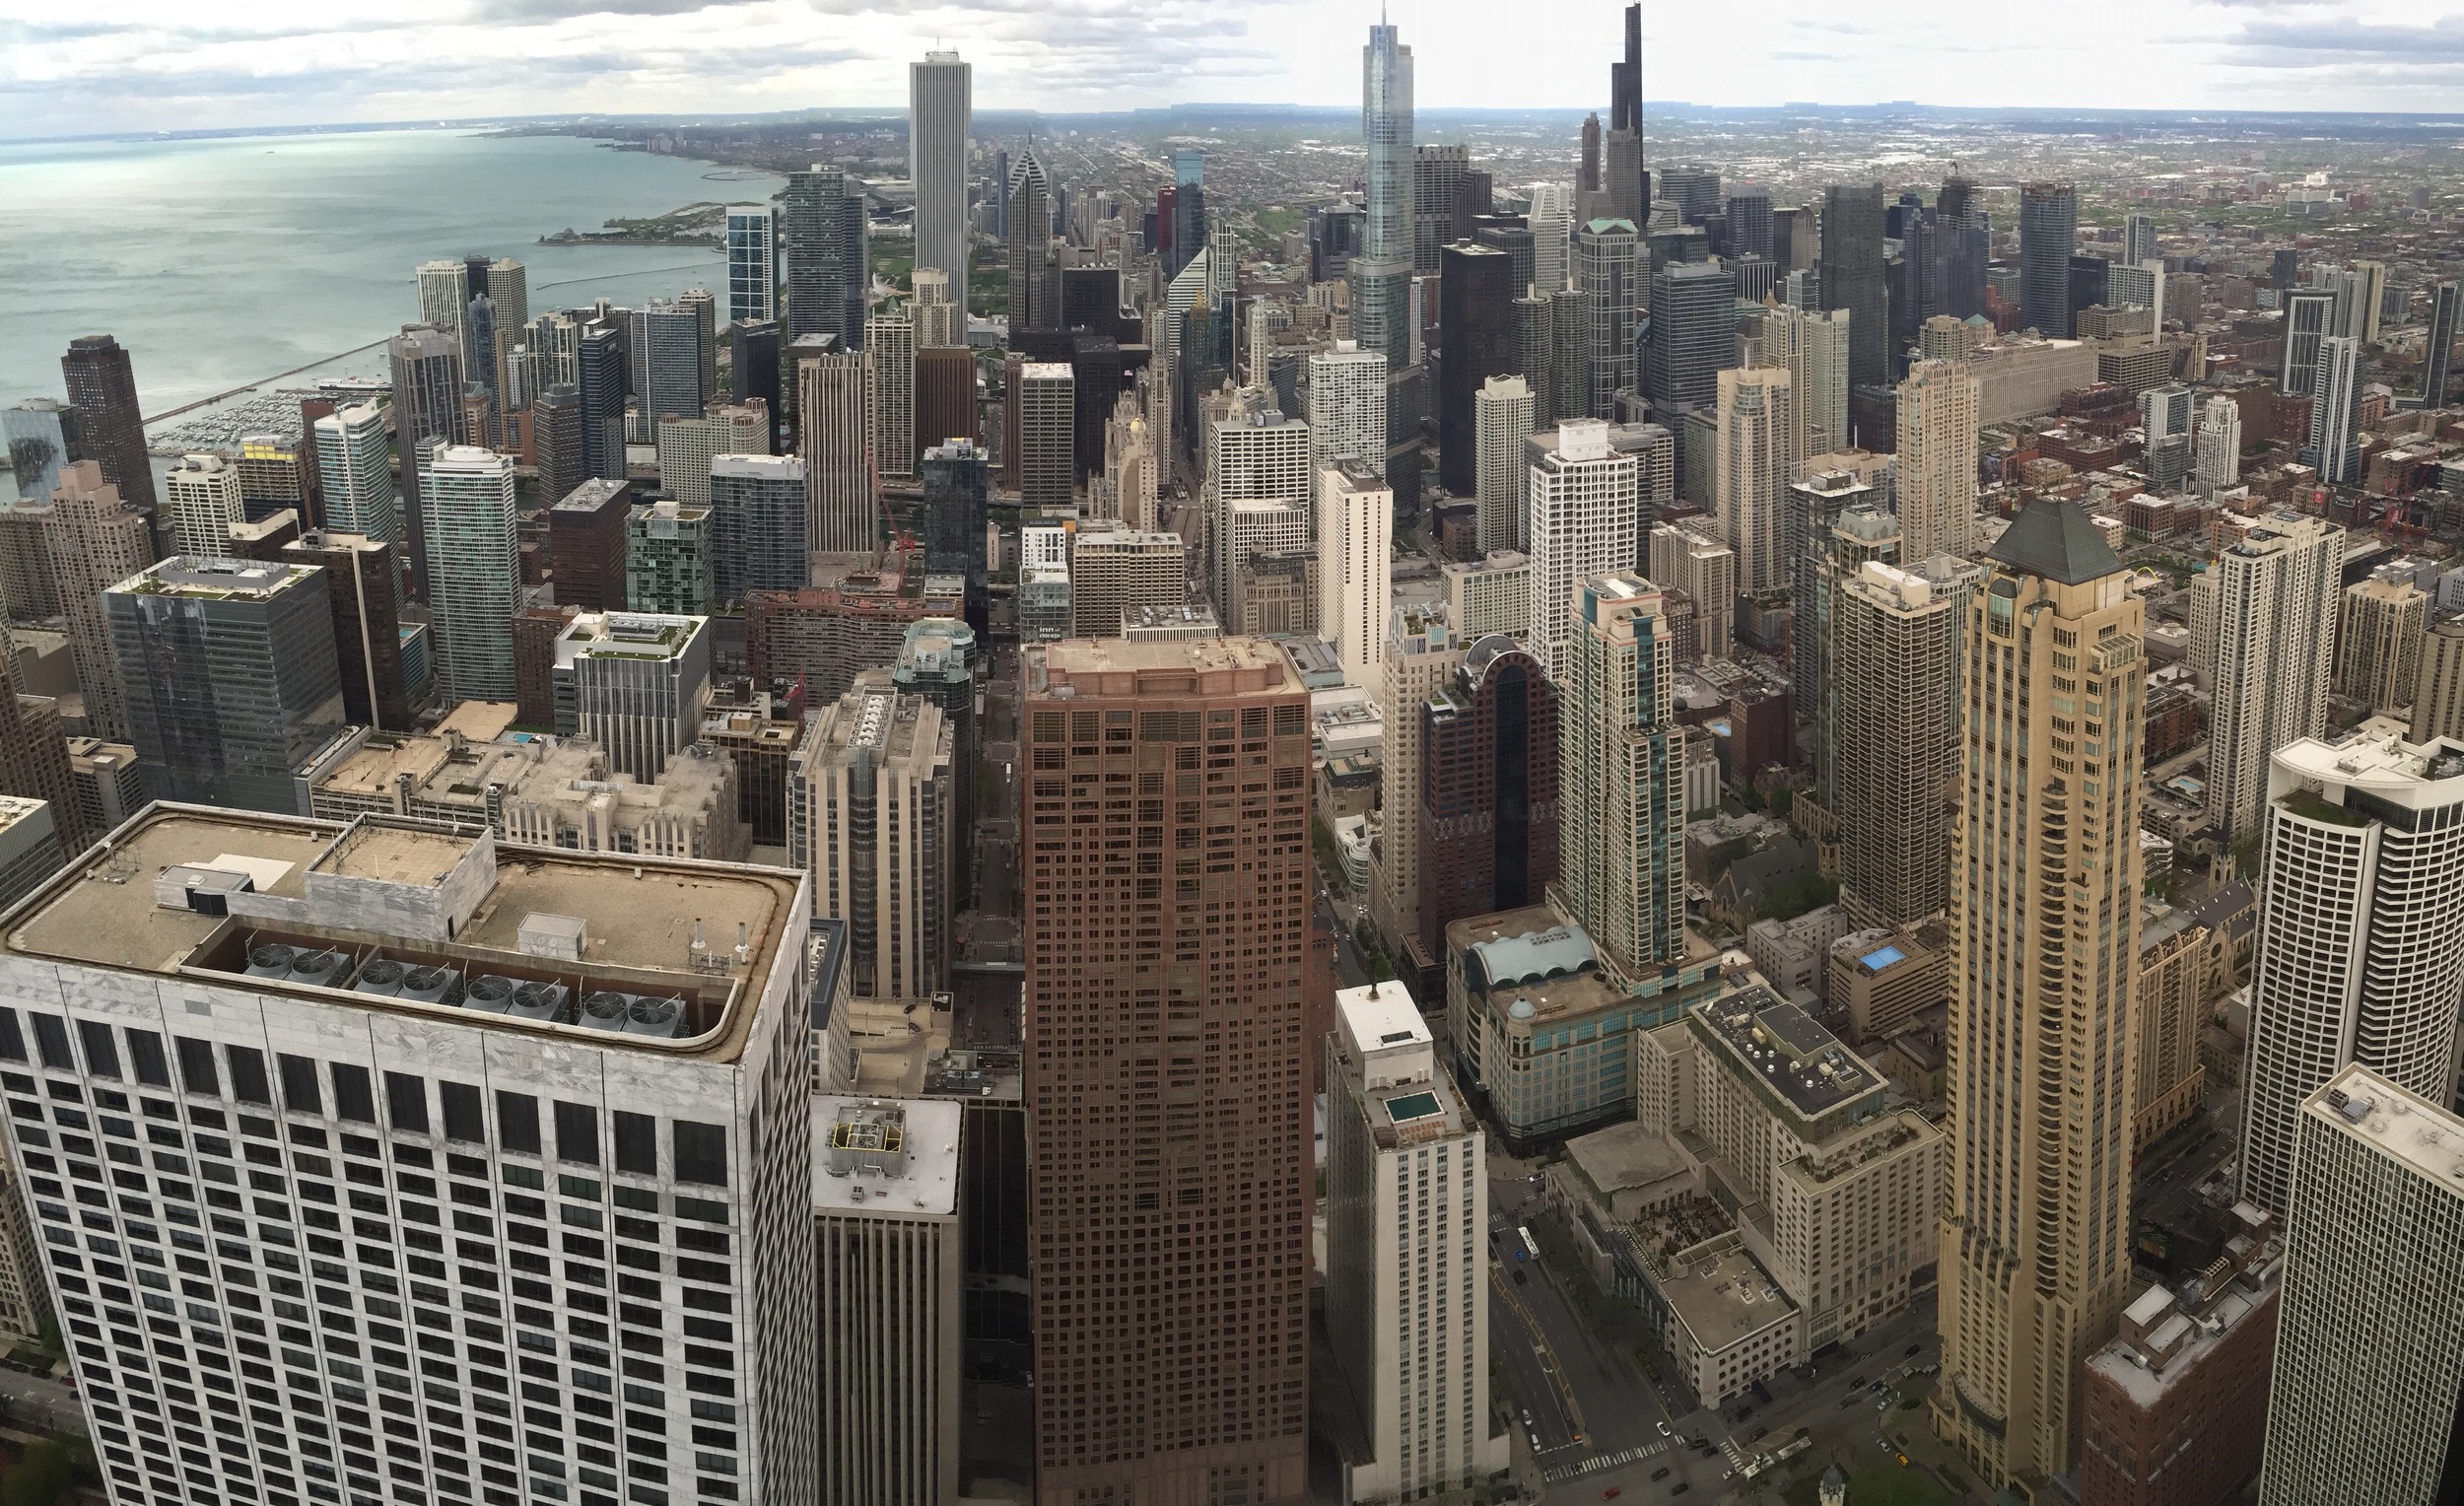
[286,950,348,989]
[462,976,517,1015]
[579,992,633,1034]
[355,958,408,997]
[624,995,686,1039]
[509,983,570,1023]
[245,944,298,979]
[399,967,461,1007]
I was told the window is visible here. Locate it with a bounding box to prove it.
[126,1032,171,1089]
[227,1048,272,1106]
[612,1116,655,1177]
[441,1084,484,1144]
[555,1105,598,1168]
[77,1022,121,1080]
[31,1015,72,1071]
[279,1057,322,1116]
[385,1075,429,1134]
[499,1095,541,1156]
[671,1128,725,1190]
[0,1013,23,1063]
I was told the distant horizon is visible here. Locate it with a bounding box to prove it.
[9,98,2464,152]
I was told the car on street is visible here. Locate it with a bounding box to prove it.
[1877,1396,1892,1410]
[1750,1426,1767,1440]
[1905,1344,1922,1357]
[1847,1375,1866,1389]
[1600,1490,1619,1500]
[1650,1469,1670,1482]
[1838,1396,1861,1409]
[1656,1421,1670,1437]
[1511,1269,1527,1286]
[1671,1485,1689,1497]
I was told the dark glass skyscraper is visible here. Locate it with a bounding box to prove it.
[1819,183,1889,391]
[533,383,584,510]
[1606,3,1648,223]
[729,318,782,453]
[920,440,990,639]
[2427,281,2458,409]
[1439,241,1519,496]
[577,324,629,481]
[1647,259,1740,412]
[1352,22,1415,417]
[1938,171,1988,320]
[784,167,867,345]
[1169,149,1205,280]
[1419,636,1560,963]
[59,334,155,510]
[1724,186,1773,261]
[1004,145,1055,333]
[2019,180,2079,338]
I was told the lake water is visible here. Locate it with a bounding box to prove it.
[0,128,780,498]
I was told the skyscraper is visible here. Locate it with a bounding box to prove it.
[1020,637,1311,1506]
[1019,362,1075,510]
[532,382,585,511]
[387,323,464,598]
[1208,408,1312,615]
[313,402,400,544]
[1004,146,1054,333]
[1819,185,1889,392]
[2,398,72,505]
[163,454,245,558]
[1323,986,1507,1504]
[1554,571,1683,980]
[1353,19,1416,456]
[0,617,85,856]
[910,49,973,296]
[630,299,708,424]
[59,336,154,511]
[2193,393,2243,497]
[1895,358,1980,560]
[1575,219,1641,419]
[1438,240,1518,496]
[1373,605,1464,961]
[2237,733,2464,1214]
[1714,366,1793,595]
[792,675,956,1001]
[869,307,918,478]
[35,461,156,742]
[786,166,868,345]
[420,445,519,703]
[1318,459,1393,693]
[2258,1064,2464,1504]
[710,454,811,602]
[798,343,875,554]
[1171,150,1207,281]
[731,318,785,452]
[1306,344,1388,469]
[1933,500,2144,1491]
[250,528,414,733]
[919,440,992,639]
[1830,561,1961,927]
[2018,181,2079,338]
[2425,280,2458,409]
[0,806,819,1506]
[1760,304,1850,468]
[725,204,777,323]
[1602,4,1647,225]
[2336,575,2429,711]
[1526,421,1639,680]
[1645,258,1738,413]
[2193,514,2341,842]
[1418,635,1559,961]
[2279,288,2335,397]
[2307,334,2362,483]
[104,556,345,813]
[1473,376,1535,553]
[656,402,770,513]
[1527,182,1573,296]
[416,258,468,340]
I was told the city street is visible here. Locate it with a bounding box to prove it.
[0,1368,82,1434]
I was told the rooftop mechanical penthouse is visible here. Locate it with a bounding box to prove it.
[0,807,816,1506]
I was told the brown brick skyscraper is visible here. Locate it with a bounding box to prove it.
[1022,638,1312,1506]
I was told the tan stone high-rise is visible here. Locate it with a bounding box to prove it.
[37,461,156,741]
[1371,604,1465,974]
[2334,574,2427,712]
[1021,638,1311,1506]
[1896,358,1980,561]
[1934,500,2146,1493]
[1830,560,1963,928]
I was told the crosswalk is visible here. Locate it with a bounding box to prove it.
[1540,1439,1671,1482]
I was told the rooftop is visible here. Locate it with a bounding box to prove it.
[1024,635,1299,699]
[1566,1119,1693,1196]
[1691,986,1885,1127]
[112,557,315,601]
[552,477,631,513]
[3,808,799,1063]
[1988,497,2126,585]
[1660,1238,1799,1355]
[2306,1063,2464,1200]
[811,1096,961,1218]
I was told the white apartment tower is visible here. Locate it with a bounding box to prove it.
[2193,392,2242,498]
[1473,376,1534,553]
[1525,421,1639,680]
[2193,515,2342,840]
[798,346,877,554]
[420,445,519,704]
[313,404,400,545]
[1554,571,1684,982]
[1525,183,1572,296]
[0,808,819,1506]
[1372,606,1465,959]
[165,455,246,559]
[908,50,973,299]
[1441,552,1530,643]
[1306,344,1388,469]
[1760,303,1850,468]
[415,259,468,340]
[1894,358,1980,561]
[1319,461,1394,694]
[1323,985,1506,1506]
[657,404,771,513]
[1208,409,1314,616]
[813,1097,963,1506]
[2237,732,2464,1213]
[1715,367,1793,594]
[2309,334,2363,484]
[2258,1064,2464,1506]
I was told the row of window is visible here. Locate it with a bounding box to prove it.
[0,1011,728,1187]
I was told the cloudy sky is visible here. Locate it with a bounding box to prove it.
[4,0,2463,136]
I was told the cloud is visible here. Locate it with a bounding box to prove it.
[2226,15,2464,56]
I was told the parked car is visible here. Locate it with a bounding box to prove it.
[1671,1485,1689,1497]
[1904,1343,1922,1357]
[1600,1489,1620,1500]
[1512,1269,1528,1286]
[1650,1468,1670,1483]
[1656,1421,1671,1437]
